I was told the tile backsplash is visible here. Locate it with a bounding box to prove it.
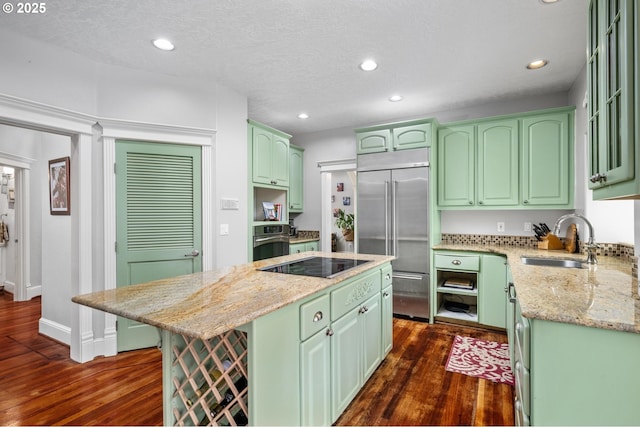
[440,233,637,277]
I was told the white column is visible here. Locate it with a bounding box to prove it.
[70,132,95,363]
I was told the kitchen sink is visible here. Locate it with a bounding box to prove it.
[520,256,585,269]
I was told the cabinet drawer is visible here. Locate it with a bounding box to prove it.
[331,270,381,320]
[381,265,393,288]
[300,294,330,341]
[434,253,480,271]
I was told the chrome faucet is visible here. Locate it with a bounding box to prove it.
[552,213,598,264]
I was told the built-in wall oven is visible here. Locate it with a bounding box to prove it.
[253,224,290,261]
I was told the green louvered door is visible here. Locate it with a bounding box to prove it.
[116,140,202,352]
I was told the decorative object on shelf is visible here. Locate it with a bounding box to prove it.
[335,208,354,241]
[262,202,282,221]
[342,196,351,206]
[48,157,70,215]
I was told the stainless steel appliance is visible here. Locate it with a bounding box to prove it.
[253,224,290,261]
[357,148,430,319]
[259,256,370,278]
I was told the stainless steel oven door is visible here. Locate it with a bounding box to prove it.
[253,225,290,261]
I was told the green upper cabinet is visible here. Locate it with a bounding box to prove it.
[437,125,475,207]
[588,0,640,199]
[521,111,573,206]
[249,120,290,188]
[477,119,519,207]
[289,145,304,212]
[437,107,574,210]
[355,119,435,154]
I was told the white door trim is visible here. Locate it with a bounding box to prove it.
[318,159,356,253]
[99,121,215,357]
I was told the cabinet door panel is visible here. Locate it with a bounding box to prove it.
[289,146,303,211]
[477,120,519,206]
[521,113,571,206]
[381,285,393,355]
[357,129,391,154]
[271,135,289,186]
[301,330,332,426]
[393,123,432,150]
[478,254,507,328]
[331,309,361,421]
[437,125,475,206]
[362,294,382,381]
[252,127,274,185]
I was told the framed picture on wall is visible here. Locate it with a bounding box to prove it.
[49,157,70,215]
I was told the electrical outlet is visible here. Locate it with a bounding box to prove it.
[524,222,532,232]
[497,222,506,233]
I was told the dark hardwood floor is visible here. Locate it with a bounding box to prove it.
[0,291,513,426]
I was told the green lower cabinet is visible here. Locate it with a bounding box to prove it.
[290,240,319,254]
[381,284,393,355]
[514,298,640,425]
[300,327,332,426]
[331,307,362,420]
[478,254,507,328]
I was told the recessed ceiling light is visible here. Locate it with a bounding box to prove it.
[297,113,309,119]
[359,59,378,71]
[526,59,548,70]
[152,38,175,51]
[389,95,403,102]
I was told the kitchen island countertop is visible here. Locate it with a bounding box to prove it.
[434,244,639,333]
[72,251,394,340]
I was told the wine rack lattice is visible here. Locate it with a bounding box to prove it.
[171,330,248,426]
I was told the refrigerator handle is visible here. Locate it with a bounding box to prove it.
[384,180,390,255]
[392,180,398,257]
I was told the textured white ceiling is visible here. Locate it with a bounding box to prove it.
[0,0,588,135]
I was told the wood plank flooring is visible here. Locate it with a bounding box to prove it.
[0,292,513,426]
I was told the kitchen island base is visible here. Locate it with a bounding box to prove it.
[157,259,393,426]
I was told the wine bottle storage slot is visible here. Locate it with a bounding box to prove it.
[171,330,248,426]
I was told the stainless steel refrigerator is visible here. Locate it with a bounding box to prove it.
[357,148,430,320]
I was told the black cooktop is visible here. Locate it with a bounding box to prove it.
[259,256,370,278]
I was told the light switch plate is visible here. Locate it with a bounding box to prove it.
[220,224,229,235]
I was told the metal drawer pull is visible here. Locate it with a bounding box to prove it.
[313,311,323,322]
[326,329,334,337]
[383,292,390,297]
[451,259,462,265]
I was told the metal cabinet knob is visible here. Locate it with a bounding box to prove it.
[468,200,473,205]
[383,292,390,297]
[313,311,323,323]
[326,329,334,337]
[589,173,607,183]
[451,259,462,266]
[184,249,200,257]
[385,273,391,280]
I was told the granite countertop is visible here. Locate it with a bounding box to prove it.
[434,244,639,334]
[72,251,394,340]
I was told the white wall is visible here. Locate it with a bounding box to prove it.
[40,135,73,330]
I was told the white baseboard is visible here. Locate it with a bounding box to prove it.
[2,280,15,294]
[39,317,71,346]
[27,284,42,299]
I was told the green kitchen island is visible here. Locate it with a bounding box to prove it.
[72,252,394,426]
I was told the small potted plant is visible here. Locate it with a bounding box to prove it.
[335,209,355,241]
